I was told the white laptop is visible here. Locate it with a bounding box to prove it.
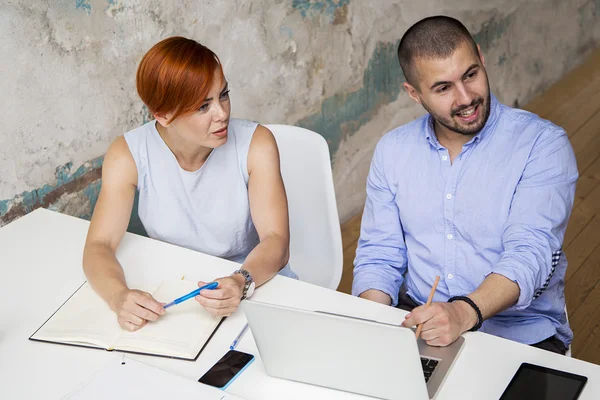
[241,300,464,400]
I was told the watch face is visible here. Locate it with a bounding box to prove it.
[246,282,256,299]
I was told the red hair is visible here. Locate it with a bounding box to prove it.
[136,37,223,124]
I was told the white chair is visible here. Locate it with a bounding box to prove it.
[266,124,343,291]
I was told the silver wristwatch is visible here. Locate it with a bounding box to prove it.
[232,268,255,300]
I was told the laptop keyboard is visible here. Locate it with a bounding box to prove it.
[420,357,439,382]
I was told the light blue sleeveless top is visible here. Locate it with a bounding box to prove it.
[124,118,296,278]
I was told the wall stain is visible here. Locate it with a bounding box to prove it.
[141,105,153,124]
[292,0,350,23]
[294,15,513,159]
[472,14,512,53]
[0,156,103,225]
[295,40,404,160]
[75,0,92,14]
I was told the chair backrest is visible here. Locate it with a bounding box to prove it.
[266,124,343,290]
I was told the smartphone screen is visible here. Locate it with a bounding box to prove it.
[198,350,255,389]
[500,363,587,400]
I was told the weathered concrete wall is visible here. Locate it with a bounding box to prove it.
[1,0,599,228]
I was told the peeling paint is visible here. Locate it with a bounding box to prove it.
[296,40,404,159]
[472,14,512,53]
[75,0,92,14]
[141,105,152,124]
[81,180,102,220]
[292,0,350,22]
[0,200,9,215]
[0,156,104,225]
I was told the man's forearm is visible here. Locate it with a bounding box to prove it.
[467,273,520,320]
[359,289,392,306]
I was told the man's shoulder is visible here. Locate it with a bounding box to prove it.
[376,115,429,152]
[498,103,566,138]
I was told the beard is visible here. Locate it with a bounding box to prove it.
[422,83,492,137]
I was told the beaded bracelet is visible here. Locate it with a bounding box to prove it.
[448,295,483,332]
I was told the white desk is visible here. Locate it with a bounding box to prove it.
[1,209,599,399]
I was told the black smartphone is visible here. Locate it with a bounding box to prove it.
[198,350,255,390]
[500,362,588,400]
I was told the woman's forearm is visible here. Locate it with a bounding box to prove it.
[83,242,129,311]
[241,233,289,287]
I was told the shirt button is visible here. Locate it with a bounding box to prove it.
[446,193,452,199]
[448,273,454,279]
[442,156,448,161]
[447,234,453,240]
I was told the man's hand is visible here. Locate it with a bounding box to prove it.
[401,300,477,346]
[195,275,245,316]
[110,289,165,332]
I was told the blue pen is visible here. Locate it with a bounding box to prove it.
[163,282,218,309]
[230,323,249,350]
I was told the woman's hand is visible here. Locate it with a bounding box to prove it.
[195,275,245,316]
[110,288,165,332]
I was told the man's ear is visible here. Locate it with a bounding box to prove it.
[403,82,422,104]
[477,44,485,67]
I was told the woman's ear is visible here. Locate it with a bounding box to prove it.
[153,112,172,127]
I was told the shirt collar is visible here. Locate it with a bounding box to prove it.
[425,94,501,148]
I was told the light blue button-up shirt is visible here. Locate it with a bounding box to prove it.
[352,95,578,346]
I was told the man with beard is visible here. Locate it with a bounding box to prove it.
[352,16,578,354]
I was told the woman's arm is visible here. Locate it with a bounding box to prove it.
[243,124,291,283]
[197,125,290,315]
[83,136,165,331]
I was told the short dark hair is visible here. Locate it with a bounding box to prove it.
[397,16,478,88]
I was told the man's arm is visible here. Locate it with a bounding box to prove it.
[403,129,578,345]
[353,137,407,307]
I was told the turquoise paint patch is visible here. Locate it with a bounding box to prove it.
[0,199,9,215]
[75,0,92,14]
[141,105,152,124]
[292,0,350,21]
[296,40,403,158]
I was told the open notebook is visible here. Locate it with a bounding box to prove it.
[30,280,223,360]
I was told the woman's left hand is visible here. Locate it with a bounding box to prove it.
[195,275,245,316]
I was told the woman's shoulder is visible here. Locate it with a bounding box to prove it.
[123,120,156,144]
[229,118,259,136]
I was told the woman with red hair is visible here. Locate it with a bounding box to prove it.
[82,37,296,332]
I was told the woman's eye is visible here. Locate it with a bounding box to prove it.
[199,103,209,112]
[220,90,230,100]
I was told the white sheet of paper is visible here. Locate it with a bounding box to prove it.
[63,356,246,400]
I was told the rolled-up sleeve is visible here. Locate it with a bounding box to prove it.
[489,129,578,310]
[352,139,408,306]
